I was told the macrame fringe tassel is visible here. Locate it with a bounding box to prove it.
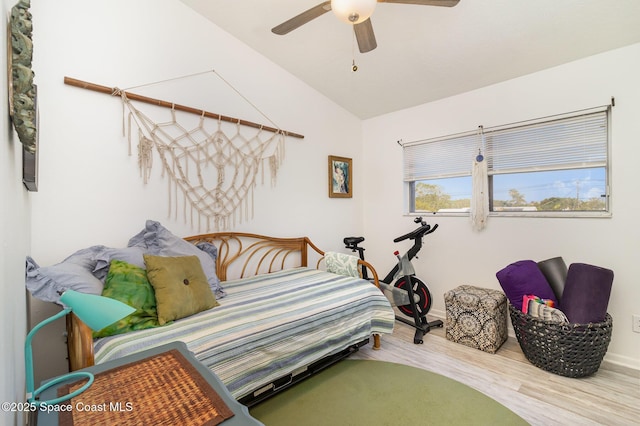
[138,135,153,184]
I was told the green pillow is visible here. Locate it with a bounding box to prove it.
[144,254,219,326]
[93,260,161,338]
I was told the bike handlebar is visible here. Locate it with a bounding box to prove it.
[393,222,438,243]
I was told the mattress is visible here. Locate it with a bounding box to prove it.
[94,267,395,398]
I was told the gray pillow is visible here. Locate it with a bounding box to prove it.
[25,245,106,304]
[132,220,225,298]
[93,246,148,280]
[127,228,147,248]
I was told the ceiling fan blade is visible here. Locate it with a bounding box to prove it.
[378,0,460,6]
[271,1,332,35]
[354,19,377,53]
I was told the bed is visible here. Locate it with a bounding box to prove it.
[59,226,395,406]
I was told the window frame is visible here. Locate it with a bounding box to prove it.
[403,106,611,218]
[403,130,477,215]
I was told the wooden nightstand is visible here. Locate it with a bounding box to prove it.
[32,341,263,426]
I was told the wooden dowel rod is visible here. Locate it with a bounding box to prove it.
[63,76,304,139]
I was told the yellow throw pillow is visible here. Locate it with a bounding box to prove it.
[144,254,219,325]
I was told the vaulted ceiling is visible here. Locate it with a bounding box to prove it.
[181,0,640,119]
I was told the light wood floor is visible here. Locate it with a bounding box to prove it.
[351,318,640,426]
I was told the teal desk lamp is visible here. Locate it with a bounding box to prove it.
[25,290,135,405]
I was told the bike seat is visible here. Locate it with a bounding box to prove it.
[343,236,365,246]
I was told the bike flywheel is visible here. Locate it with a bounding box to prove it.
[393,276,432,318]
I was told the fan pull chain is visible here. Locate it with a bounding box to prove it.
[351,30,358,72]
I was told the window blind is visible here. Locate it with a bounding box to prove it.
[486,109,608,175]
[403,132,478,182]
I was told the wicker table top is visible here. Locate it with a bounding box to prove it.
[36,342,263,426]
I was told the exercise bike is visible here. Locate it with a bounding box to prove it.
[343,217,443,344]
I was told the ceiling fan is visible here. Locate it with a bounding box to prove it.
[271,0,460,53]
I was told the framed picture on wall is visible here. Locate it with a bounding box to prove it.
[328,155,352,198]
[22,84,38,191]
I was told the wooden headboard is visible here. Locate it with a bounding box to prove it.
[184,232,321,281]
[67,232,380,371]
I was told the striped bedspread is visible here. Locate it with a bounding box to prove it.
[94,267,395,399]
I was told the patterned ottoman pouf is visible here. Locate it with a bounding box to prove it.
[444,285,508,353]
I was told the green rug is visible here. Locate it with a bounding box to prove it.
[250,360,528,426]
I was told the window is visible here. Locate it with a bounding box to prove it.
[404,132,476,213]
[404,107,610,215]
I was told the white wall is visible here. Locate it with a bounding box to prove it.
[1,0,30,424]
[31,0,364,259]
[28,0,365,379]
[362,43,640,369]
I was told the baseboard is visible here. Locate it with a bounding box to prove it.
[428,308,446,322]
[601,354,640,374]
[427,307,640,373]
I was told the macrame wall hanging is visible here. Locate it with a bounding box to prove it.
[64,72,304,231]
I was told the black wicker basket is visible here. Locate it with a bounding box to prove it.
[508,304,613,378]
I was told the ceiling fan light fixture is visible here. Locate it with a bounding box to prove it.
[331,0,377,25]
